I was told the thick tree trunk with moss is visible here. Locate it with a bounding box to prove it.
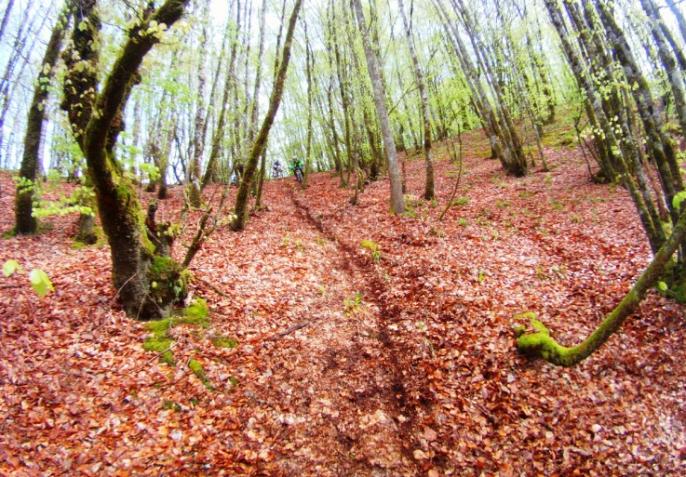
[63,0,190,319]
[231,0,302,231]
[15,5,69,234]
[516,208,686,366]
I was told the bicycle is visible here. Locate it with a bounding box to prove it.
[294,167,304,184]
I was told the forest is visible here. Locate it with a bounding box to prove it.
[1,0,685,474]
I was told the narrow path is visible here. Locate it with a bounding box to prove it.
[201,181,424,475]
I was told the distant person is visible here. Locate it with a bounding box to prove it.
[291,159,304,183]
[272,160,283,178]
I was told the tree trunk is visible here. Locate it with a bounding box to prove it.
[351,0,404,214]
[665,0,686,47]
[187,0,209,208]
[63,0,191,320]
[202,1,240,189]
[332,2,354,188]
[231,0,302,231]
[0,0,15,44]
[399,0,434,200]
[15,4,69,234]
[304,20,314,187]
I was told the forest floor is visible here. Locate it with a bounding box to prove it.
[1,133,686,476]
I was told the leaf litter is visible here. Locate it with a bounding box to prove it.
[0,137,685,475]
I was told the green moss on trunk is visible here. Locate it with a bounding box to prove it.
[516,207,686,366]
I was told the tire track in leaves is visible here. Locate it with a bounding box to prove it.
[290,186,434,475]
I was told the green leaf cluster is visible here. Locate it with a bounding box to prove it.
[2,260,54,298]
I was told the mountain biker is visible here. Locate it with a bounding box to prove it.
[291,159,304,183]
[272,160,283,178]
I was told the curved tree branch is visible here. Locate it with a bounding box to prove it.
[515,207,686,366]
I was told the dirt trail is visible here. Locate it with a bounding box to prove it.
[189,180,424,475]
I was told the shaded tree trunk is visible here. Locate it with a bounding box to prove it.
[15,4,69,234]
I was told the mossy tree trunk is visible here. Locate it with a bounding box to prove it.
[231,0,302,231]
[15,4,69,235]
[63,0,190,320]
[516,207,686,366]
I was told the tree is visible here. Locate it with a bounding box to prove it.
[351,0,404,214]
[231,0,303,231]
[187,0,210,208]
[15,4,70,234]
[62,0,191,319]
[398,0,435,200]
[515,0,686,366]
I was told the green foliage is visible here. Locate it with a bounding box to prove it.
[14,176,37,195]
[162,400,182,412]
[143,314,175,365]
[3,260,53,298]
[148,255,188,305]
[143,334,175,366]
[210,335,238,349]
[3,260,20,277]
[29,269,54,298]
[141,298,235,369]
[477,270,487,284]
[549,199,564,211]
[188,358,213,390]
[451,196,470,207]
[46,169,62,184]
[673,191,686,211]
[139,162,160,183]
[33,186,95,219]
[344,291,364,315]
[177,298,210,327]
[360,239,381,263]
[403,194,421,208]
[144,317,173,334]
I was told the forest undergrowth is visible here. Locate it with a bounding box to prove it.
[1,134,685,475]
